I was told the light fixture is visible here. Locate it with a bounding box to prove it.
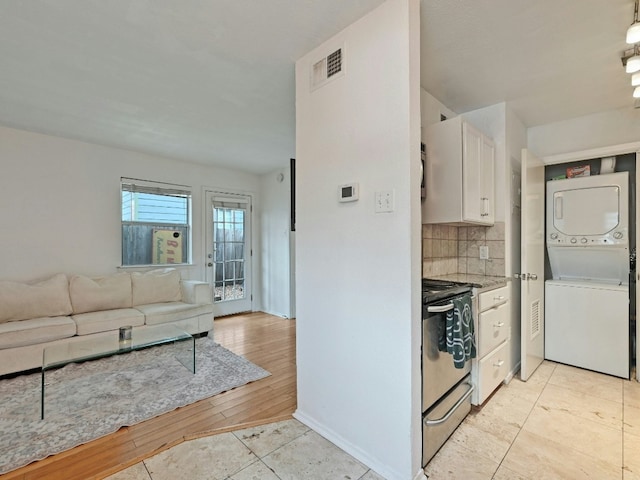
[622,2,640,100]
[628,0,640,44]
[626,44,640,73]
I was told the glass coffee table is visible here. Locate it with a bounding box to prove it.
[41,324,195,419]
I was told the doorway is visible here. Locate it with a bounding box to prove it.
[545,151,640,378]
[205,191,252,316]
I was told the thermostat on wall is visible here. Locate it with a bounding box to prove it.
[338,183,359,202]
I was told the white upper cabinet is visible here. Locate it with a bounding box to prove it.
[422,117,495,225]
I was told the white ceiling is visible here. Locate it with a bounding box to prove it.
[421,0,635,127]
[0,0,636,174]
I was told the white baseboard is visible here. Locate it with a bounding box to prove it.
[259,308,290,319]
[414,468,428,480]
[503,361,521,384]
[293,409,406,480]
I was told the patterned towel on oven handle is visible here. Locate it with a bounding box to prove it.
[437,293,477,368]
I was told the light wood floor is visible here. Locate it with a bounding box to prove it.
[2,312,297,480]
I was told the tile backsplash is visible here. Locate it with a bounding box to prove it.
[422,222,505,277]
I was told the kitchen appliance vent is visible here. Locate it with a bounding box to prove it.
[311,47,344,91]
[530,299,540,339]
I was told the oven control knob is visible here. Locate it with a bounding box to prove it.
[570,237,577,244]
[581,238,587,244]
[614,231,623,239]
[550,233,558,240]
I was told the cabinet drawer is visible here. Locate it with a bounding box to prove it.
[476,341,509,405]
[477,302,509,356]
[479,285,509,312]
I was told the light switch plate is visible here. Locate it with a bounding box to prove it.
[479,245,489,259]
[375,190,394,213]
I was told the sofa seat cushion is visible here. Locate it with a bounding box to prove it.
[136,302,213,326]
[72,308,145,336]
[131,269,182,306]
[70,273,132,314]
[0,316,76,349]
[0,274,72,323]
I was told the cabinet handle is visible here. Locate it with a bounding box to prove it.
[490,299,508,309]
[493,322,505,328]
[480,197,490,217]
[493,360,505,368]
[494,295,505,301]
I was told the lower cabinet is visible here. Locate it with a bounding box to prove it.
[471,284,510,405]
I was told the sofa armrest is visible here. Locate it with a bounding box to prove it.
[181,281,213,304]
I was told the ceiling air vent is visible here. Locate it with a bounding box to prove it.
[310,47,344,91]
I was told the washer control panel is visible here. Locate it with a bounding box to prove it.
[547,228,627,246]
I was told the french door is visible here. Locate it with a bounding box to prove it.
[205,191,252,316]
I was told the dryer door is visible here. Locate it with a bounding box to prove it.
[552,185,620,236]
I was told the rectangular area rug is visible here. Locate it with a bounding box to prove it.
[0,337,270,474]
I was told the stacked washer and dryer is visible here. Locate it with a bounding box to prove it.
[545,170,631,379]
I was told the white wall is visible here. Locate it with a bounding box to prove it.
[0,125,263,296]
[528,105,640,158]
[420,88,456,128]
[295,0,423,478]
[259,167,292,318]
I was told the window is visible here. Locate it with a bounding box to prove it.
[121,178,191,266]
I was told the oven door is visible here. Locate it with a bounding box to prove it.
[422,301,472,412]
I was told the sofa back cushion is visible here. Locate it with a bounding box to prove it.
[0,274,72,323]
[131,268,182,306]
[69,273,133,314]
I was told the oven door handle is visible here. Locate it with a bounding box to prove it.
[426,303,454,313]
[423,382,474,426]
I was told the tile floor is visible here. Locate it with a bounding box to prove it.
[425,361,640,480]
[105,419,385,480]
[107,361,640,480]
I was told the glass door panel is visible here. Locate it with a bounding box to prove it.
[206,192,252,316]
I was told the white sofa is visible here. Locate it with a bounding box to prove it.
[0,268,214,376]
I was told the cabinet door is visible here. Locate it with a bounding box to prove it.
[422,117,464,224]
[477,302,509,356]
[461,122,482,223]
[480,136,495,224]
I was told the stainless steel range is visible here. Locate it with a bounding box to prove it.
[421,278,475,466]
